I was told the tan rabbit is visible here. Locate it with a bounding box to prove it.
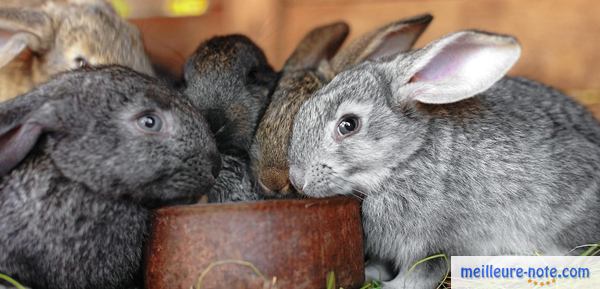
[0,0,154,101]
[251,14,433,196]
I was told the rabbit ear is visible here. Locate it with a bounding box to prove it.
[390,30,521,104]
[0,92,60,176]
[0,8,51,68]
[283,22,349,71]
[331,14,433,73]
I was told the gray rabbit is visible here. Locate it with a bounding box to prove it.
[288,30,600,288]
[183,35,278,202]
[252,15,433,197]
[0,66,220,289]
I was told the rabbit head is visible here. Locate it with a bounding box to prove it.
[287,30,520,197]
[0,0,154,101]
[0,66,220,207]
[251,21,349,196]
[183,34,277,156]
[183,35,277,203]
[252,14,433,196]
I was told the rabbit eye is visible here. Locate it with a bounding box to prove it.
[337,115,360,137]
[74,56,90,69]
[136,114,163,133]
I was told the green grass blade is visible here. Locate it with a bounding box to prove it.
[363,279,383,289]
[371,280,383,289]
[581,243,600,256]
[326,271,336,289]
[407,253,450,289]
[408,253,447,273]
[0,273,26,289]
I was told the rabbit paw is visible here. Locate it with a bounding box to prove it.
[365,259,395,282]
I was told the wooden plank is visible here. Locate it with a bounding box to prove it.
[132,14,226,77]
[132,0,600,115]
[222,0,283,64]
[132,0,283,77]
[280,0,600,92]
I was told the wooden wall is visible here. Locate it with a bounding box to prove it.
[132,0,600,110]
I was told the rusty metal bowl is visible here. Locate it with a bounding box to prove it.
[145,196,365,289]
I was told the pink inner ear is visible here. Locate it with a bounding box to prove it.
[412,43,479,82]
[0,123,42,176]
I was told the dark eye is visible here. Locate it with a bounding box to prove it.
[74,56,89,68]
[136,114,163,133]
[337,115,360,137]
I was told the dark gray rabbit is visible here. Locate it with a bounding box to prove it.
[288,30,600,288]
[0,66,220,289]
[183,35,278,202]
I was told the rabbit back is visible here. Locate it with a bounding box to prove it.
[287,30,600,288]
[354,77,600,284]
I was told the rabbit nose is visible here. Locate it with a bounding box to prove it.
[289,166,305,192]
[259,168,291,192]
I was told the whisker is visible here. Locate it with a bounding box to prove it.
[350,192,365,201]
[330,181,364,201]
[331,178,369,198]
[345,180,370,197]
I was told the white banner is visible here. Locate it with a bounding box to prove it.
[451,256,600,289]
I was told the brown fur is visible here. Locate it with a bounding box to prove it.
[254,72,323,173]
[190,37,241,73]
[252,23,349,194]
[252,14,433,195]
[283,22,349,71]
[0,0,153,102]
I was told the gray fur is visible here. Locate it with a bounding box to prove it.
[252,15,433,197]
[0,66,220,289]
[183,35,278,202]
[288,31,600,288]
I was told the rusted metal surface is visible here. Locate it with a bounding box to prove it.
[145,196,365,289]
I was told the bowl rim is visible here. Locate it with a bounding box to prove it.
[154,195,360,215]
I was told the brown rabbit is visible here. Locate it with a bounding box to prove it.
[251,14,433,196]
[0,0,154,101]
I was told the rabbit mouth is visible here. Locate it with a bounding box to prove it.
[289,162,353,198]
[137,170,217,209]
[302,174,369,202]
[257,176,297,197]
[142,178,215,209]
[296,175,352,198]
